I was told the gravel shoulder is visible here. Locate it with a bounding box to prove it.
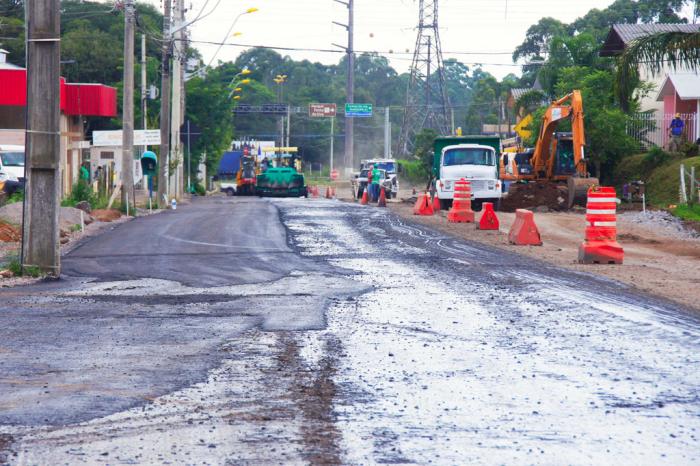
[334,183,699,312]
[385,201,700,312]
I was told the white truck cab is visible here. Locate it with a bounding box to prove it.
[435,143,501,210]
[0,144,25,182]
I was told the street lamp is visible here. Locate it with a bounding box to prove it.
[273,74,288,102]
[227,71,253,98]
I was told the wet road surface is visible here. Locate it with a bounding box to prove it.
[0,196,699,464]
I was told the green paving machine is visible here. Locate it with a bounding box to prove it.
[256,167,308,197]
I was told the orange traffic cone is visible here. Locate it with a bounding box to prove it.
[378,187,387,207]
[447,179,475,223]
[478,202,500,230]
[360,189,369,205]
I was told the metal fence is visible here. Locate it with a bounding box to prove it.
[627,113,698,150]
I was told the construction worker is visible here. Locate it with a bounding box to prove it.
[371,164,381,202]
[669,113,685,152]
[367,164,374,200]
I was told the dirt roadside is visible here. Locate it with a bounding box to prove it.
[333,183,699,312]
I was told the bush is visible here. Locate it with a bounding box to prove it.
[680,141,699,158]
[194,183,206,196]
[642,146,671,171]
[398,159,430,186]
[62,180,95,208]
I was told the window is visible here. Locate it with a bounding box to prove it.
[100,151,115,160]
[0,151,25,167]
[443,148,493,166]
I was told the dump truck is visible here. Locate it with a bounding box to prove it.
[256,167,307,197]
[433,136,503,211]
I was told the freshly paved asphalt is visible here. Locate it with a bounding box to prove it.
[0,196,698,465]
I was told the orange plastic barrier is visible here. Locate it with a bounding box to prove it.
[432,194,441,212]
[508,209,542,245]
[447,179,475,223]
[413,192,434,215]
[578,186,623,264]
[360,189,369,205]
[378,187,387,207]
[478,202,500,230]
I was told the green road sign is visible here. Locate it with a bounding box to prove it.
[345,103,373,118]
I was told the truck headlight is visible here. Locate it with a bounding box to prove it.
[444,180,453,191]
[488,181,495,190]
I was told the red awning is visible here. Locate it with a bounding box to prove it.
[64,83,117,117]
[0,69,115,117]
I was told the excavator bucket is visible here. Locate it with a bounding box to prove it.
[568,177,599,208]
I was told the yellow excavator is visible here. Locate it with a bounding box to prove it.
[500,90,598,208]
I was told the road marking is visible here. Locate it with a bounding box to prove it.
[160,233,290,252]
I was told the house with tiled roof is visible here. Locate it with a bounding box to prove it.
[600,24,700,147]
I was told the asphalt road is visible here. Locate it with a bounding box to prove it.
[0,196,698,465]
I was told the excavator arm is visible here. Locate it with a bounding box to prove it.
[531,90,587,179]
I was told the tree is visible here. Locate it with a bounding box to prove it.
[513,17,568,63]
[555,67,637,179]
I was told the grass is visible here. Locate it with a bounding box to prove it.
[7,259,42,278]
[672,204,700,222]
[70,224,82,233]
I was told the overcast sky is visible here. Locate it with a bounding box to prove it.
[144,0,694,79]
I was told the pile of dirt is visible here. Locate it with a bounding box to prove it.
[0,220,20,242]
[500,182,568,212]
[92,209,122,222]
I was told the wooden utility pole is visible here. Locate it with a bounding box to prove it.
[22,0,61,275]
[170,0,184,199]
[346,0,354,172]
[333,0,354,173]
[121,0,135,210]
[157,0,172,205]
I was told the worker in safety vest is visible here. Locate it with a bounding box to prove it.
[371,165,381,202]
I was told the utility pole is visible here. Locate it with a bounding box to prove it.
[22,0,61,275]
[384,107,391,158]
[285,105,291,148]
[121,0,135,211]
[330,116,334,173]
[141,33,147,149]
[157,0,172,205]
[170,0,183,199]
[333,0,354,172]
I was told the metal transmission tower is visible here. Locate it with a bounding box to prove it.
[397,0,451,156]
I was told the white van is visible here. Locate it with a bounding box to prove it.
[0,144,25,183]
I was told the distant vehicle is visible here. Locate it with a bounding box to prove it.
[361,158,399,198]
[354,169,369,198]
[217,151,241,196]
[433,136,502,211]
[256,167,307,197]
[0,145,25,193]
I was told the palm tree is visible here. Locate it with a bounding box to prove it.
[617,31,700,111]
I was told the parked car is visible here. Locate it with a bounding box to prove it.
[0,145,25,194]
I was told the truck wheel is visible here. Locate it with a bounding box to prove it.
[226,188,234,197]
[440,199,451,210]
[472,200,483,212]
